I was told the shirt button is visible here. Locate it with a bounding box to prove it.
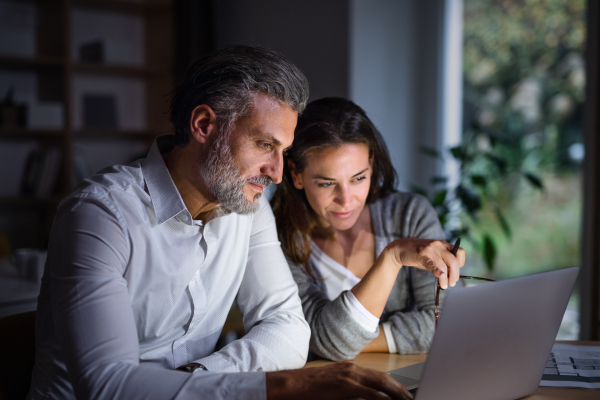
[181,215,189,222]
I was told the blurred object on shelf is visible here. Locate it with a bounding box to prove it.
[0,233,12,259]
[71,8,144,67]
[0,87,27,128]
[9,248,46,282]
[20,148,62,197]
[27,102,64,129]
[0,1,36,57]
[79,40,105,64]
[83,94,117,129]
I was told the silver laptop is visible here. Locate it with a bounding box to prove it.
[388,267,579,400]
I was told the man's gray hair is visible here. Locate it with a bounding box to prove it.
[169,45,309,147]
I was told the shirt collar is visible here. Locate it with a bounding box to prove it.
[142,135,189,225]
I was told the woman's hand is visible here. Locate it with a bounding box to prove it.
[351,239,465,318]
[384,239,465,289]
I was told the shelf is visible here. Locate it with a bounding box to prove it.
[0,0,42,6]
[0,129,65,139]
[74,129,164,138]
[72,62,167,78]
[71,0,172,15]
[0,55,65,72]
[0,0,174,251]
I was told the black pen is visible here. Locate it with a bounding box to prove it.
[441,237,461,289]
[435,237,461,326]
[452,237,461,258]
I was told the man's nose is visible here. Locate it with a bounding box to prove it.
[261,152,284,184]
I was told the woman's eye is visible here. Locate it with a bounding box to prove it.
[318,182,333,188]
[356,176,367,182]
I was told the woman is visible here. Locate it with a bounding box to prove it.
[271,98,465,361]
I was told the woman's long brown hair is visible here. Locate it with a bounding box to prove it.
[271,98,397,277]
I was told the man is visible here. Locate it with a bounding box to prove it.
[28,45,411,400]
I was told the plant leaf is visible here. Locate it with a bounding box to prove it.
[485,154,507,175]
[494,206,512,238]
[523,172,544,190]
[481,126,518,146]
[450,146,466,160]
[411,185,428,198]
[482,234,496,272]
[419,146,442,159]
[450,228,469,239]
[456,185,482,215]
[432,190,447,207]
[438,214,447,228]
[471,175,486,187]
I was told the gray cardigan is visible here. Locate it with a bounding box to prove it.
[287,192,446,361]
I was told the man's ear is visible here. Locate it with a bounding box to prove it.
[288,159,303,189]
[189,104,218,144]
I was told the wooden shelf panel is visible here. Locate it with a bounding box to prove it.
[74,129,165,138]
[0,55,65,71]
[0,129,66,139]
[72,62,167,78]
[0,196,63,206]
[71,0,172,15]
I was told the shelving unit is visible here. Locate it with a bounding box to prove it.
[0,0,174,249]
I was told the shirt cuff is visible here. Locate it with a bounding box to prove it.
[195,352,237,373]
[382,321,398,353]
[178,371,266,400]
[342,291,379,333]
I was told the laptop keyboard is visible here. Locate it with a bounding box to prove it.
[387,372,420,388]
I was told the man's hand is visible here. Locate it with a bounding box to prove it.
[266,362,413,400]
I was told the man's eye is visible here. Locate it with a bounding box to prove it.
[260,142,271,149]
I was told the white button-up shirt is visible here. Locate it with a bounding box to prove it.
[28,136,310,400]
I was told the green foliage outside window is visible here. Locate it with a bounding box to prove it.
[419,0,586,273]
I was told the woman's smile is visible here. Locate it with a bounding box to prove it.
[330,210,355,219]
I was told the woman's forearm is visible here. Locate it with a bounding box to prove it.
[350,247,400,318]
[350,238,462,318]
[361,326,389,353]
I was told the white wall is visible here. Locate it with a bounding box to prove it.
[214,0,457,193]
[349,0,459,193]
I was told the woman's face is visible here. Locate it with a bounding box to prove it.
[291,143,372,232]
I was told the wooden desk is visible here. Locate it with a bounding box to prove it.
[304,341,599,399]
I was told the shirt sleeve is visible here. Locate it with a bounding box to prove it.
[381,322,398,353]
[343,291,379,333]
[194,195,310,372]
[384,194,448,354]
[288,260,380,362]
[48,194,266,400]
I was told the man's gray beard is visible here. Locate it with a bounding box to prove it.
[199,131,272,215]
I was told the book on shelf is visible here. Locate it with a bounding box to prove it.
[20,148,62,198]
